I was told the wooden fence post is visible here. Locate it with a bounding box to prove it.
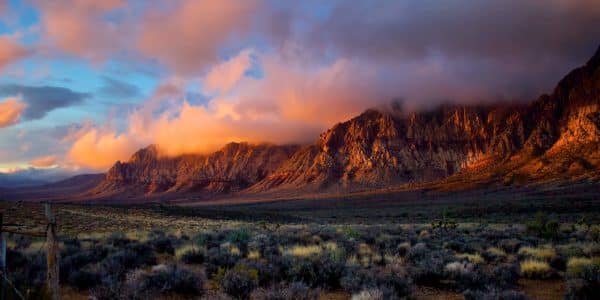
[0,213,5,300]
[45,204,59,300]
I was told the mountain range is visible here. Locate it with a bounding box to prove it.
[3,45,600,203]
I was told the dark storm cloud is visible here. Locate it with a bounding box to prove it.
[0,84,90,120]
[97,76,140,98]
[292,0,600,104]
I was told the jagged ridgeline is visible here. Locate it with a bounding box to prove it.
[86,45,600,198]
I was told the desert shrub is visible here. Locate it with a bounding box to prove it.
[67,267,102,290]
[455,253,485,264]
[60,246,111,282]
[150,236,175,255]
[242,258,283,287]
[106,232,131,247]
[407,250,449,286]
[61,240,81,257]
[492,263,520,288]
[498,239,521,254]
[396,242,411,257]
[526,212,561,239]
[583,243,600,257]
[176,245,205,264]
[250,282,319,300]
[286,245,322,257]
[206,246,242,276]
[341,267,411,298]
[405,242,428,262]
[566,257,597,276]
[98,248,156,281]
[520,259,553,279]
[222,264,260,299]
[549,255,567,271]
[483,247,507,263]
[351,288,384,300]
[565,262,600,300]
[282,254,345,289]
[6,250,47,299]
[557,243,585,258]
[133,264,205,296]
[444,262,491,291]
[248,234,272,256]
[463,288,527,300]
[443,239,473,253]
[12,235,33,250]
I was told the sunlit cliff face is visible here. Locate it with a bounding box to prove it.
[1,0,600,172]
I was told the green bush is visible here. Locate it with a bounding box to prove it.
[526,212,561,239]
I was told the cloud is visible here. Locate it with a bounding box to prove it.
[34,0,128,61]
[0,36,28,70]
[300,0,600,102]
[138,0,260,74]
[65,49,396,168]
[98,76,140,98]
[0,84,89,120]
[67,128,140,170]
[29,155,57,168]
[203,48,254,94]
[0,96,26,128]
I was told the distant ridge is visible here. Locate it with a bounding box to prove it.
[9,45,600,202]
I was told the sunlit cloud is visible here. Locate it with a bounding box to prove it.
[0,36,29,70]
[29,155,57,168]
[0,96,26,128]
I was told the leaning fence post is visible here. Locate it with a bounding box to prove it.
[45,203,59,300]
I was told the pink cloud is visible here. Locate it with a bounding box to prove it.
[34,0,127,61]
[138,0,260,74]
[0,96,26,128]
[0,37,28,70]
[203,48,254,94]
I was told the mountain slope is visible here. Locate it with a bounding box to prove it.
[84,45,600,201]
[87,142,300,198]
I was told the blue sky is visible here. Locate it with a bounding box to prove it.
[0,0,599,177]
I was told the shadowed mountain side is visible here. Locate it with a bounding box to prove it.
[85,143,301,198]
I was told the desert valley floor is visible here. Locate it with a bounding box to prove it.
[1,184,599,299]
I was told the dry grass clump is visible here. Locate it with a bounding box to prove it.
[286,245,322,257]
[456,253,485,264]
[175,244,200,259]
[247,250,261,260]
[566,257,599,275]
[487,247,507,257]
[520,259,552,278]
[518,246,556,260]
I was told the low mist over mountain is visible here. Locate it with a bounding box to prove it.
[38,45,597,202]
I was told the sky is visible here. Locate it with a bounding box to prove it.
[0,0,600,177]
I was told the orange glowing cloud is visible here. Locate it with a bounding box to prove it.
[138,0,260,74]
[0,37,28,70]
[30,155,57,168]
[65,49,392,169]
[67,128,140,170]
[0,96,26,128]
